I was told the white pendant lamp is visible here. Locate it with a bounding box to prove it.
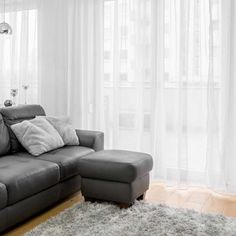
[0,0,12,35]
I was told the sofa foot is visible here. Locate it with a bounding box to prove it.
[137,192,146,201]
[119,202,133,209]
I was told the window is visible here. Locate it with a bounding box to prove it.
[103,0,222,175]
[164,0,221,87]
[104,0,221,88]
[119,113,135,129]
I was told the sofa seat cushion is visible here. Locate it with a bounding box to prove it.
[0,183,7,209]
[39,146,94,181]
[0,155,60,205]
[18,146,94,181]
[77,150,153,183]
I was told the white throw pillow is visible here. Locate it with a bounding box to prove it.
[38,116,79,146]
[11,117,64,156]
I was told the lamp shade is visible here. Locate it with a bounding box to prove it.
[0,22,12,34]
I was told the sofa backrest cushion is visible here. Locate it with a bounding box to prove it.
[0,114,10,157]
[0,104,46,153]
[11,117,64,156]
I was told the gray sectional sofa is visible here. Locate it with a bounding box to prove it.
[0,104,104,233]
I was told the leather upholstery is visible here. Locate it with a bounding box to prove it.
[0,155,60,205]
[82,174,149,204]
[38,146,94,180]
[0,175,81,232]
[77,150,153,183]
[4,185,60,231]
[0,114,10,157]
[0,105,46,153]
[17,146,94,181]
[0,104,105,233]
[0,183,7,209]
[76,129,104,151]
[0,210,7,232]
[59,175,81,199]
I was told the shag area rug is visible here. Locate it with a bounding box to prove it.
[25,201,236,236]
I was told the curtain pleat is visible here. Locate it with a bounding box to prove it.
[1,0,236,193]
[0,0,38,105]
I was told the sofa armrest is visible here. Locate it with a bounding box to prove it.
[76,129,104,152]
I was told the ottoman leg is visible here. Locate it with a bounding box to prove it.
[119,202,134,209]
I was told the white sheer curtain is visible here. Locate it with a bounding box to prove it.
[37,0,104,130]
[103,0,236,193]
[0,0,103,131]
[221,0,236,193]
[0,0,38,105]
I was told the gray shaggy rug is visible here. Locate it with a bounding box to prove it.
[25,201,236,236]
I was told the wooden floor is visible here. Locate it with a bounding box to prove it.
[5,182,236,236]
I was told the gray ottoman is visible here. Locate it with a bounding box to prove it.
[77,150,153,206]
